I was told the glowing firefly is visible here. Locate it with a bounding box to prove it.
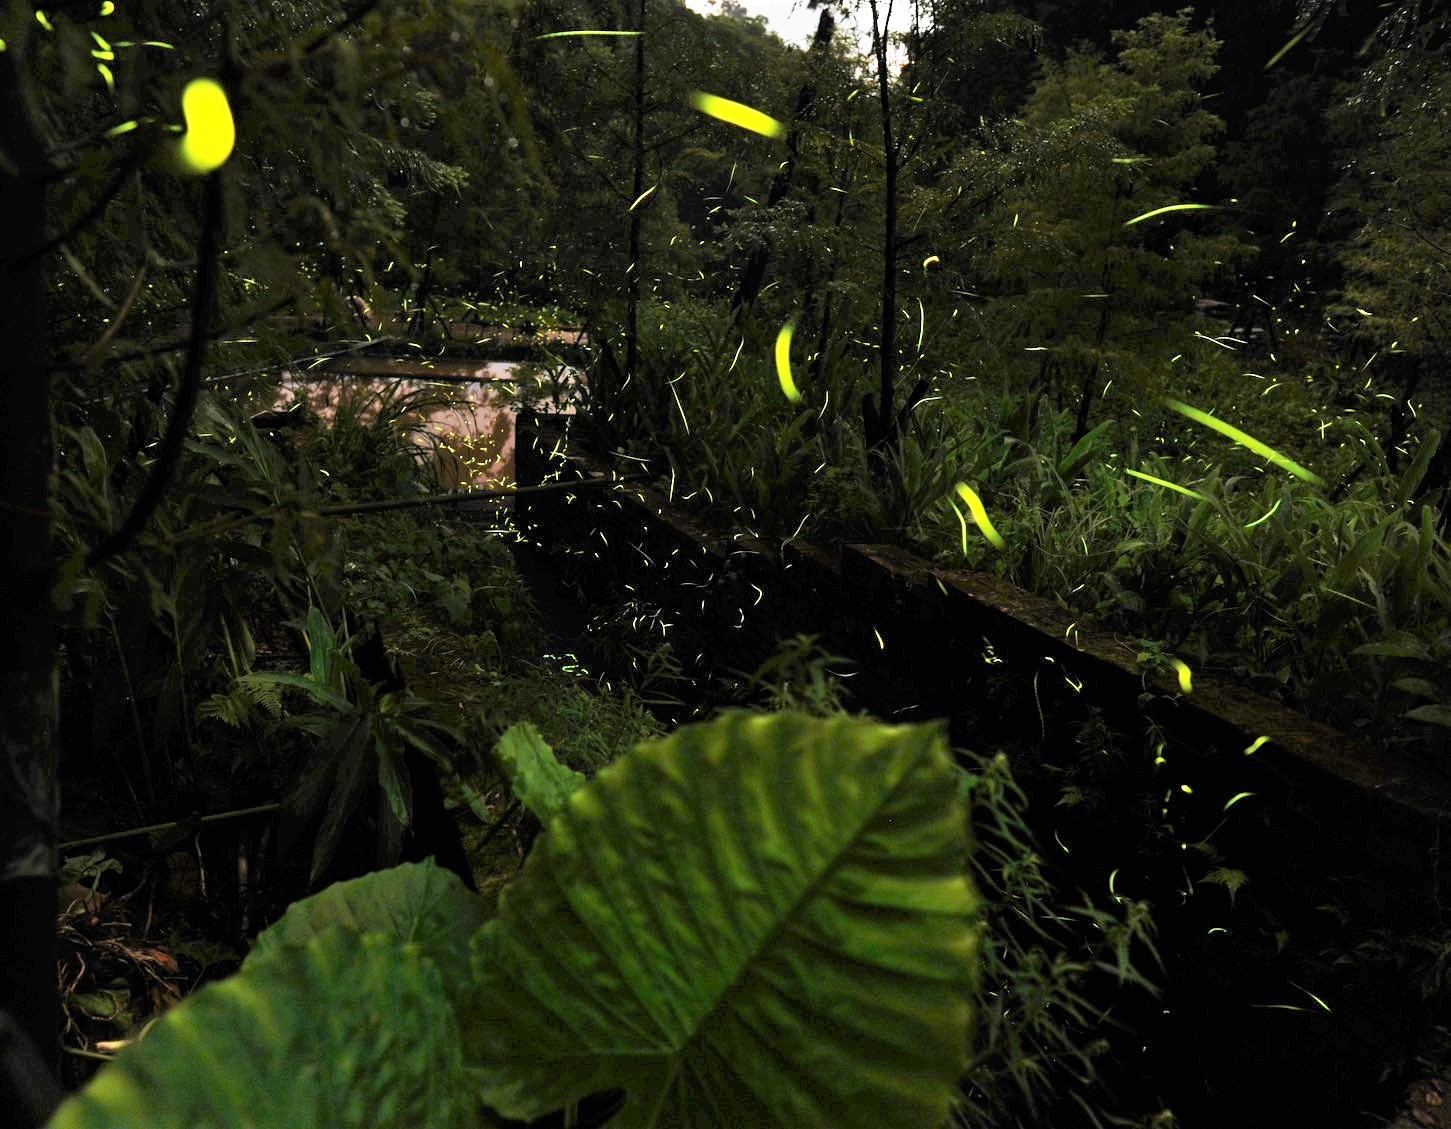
[170,78,234,175]
[775,321,801,402]
[952,483,1006,549]
[689,91,784,139]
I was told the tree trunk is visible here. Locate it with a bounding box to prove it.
[802,162,855,437]
[729,6,836,319]
[0,39,62,1117]
[864,0,902,496]
[1069,285,1114,445]
[624,0,647,382]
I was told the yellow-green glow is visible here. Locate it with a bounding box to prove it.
[1244,497,1282,528]
[774,321,801,402]
[1265,24,1309,70]
[628,184,656,211]
[1244,736,1269,755]
[36,9,54,31]
[1169,657,1193,694]
[1124,203,1216,227]
[174,78,235,174]
[689,91,785,139]
[952,483,1006,549]
[536,29,641,38]
[1163,397,1325,485]
[948,498,969,555]
[96,62,115,93]
[105,119,140,137]
[100,1,115,13]
[922,254,940,270]
[1125,468,1206,501]
[1223,792,1254,812]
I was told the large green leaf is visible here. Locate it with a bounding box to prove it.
[1405,704,1451,728]
[302,604,345,692]
[48,927,474,1129]
[492,720,588,824]
[240,670,352,714]
[466,708,979,1129]
[246,860,487,992]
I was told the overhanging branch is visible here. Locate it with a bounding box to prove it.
[85,170,225,569]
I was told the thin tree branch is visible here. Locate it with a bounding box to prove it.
[643,120,712,157]
[1394,216,1451,262]
[0,500,52,518]
[2,146,147,268]
[85,170,225,569]
[56,294,298,372]
[301,0,382,57]
[204,335,400,383]
[157,470,660,550]
[308,471,658,517]
[58,244,116,312]
[59,802,284,852]
[81,261,150,362]
[894,182,1007,254]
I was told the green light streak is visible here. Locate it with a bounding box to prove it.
[1164,397,1325,485]
[1124,203,1216,227]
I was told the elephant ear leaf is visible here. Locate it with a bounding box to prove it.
[47,926,477,1129]
[246,859,487,992]
[491,720,587,824]
[467,708,979,1129]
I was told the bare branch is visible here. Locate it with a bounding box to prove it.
[56,294,298,372]
[301,0,382,58]
[81,261,150,362]
[86,170,225,569]
[3,146,148,269]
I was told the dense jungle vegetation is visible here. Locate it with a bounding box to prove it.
[4,0,1451,1126]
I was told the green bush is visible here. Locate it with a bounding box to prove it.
[48,710,979,1129]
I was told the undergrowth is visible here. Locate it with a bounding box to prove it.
[580,314,1451,761]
